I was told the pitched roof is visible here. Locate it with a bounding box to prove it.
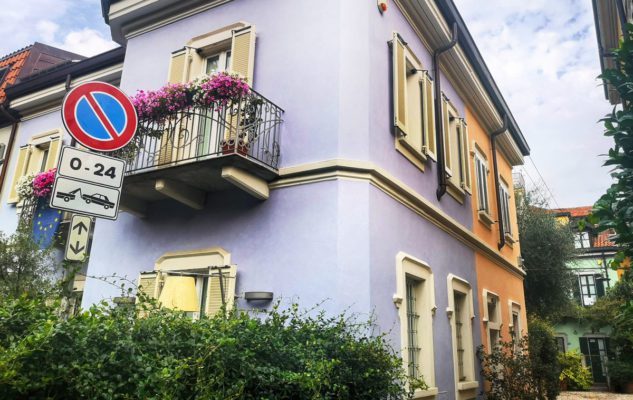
[0,47,31,103]
[594,230,616,248]
[554,206,593,218]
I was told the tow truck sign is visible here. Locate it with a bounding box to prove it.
[50,147,125,220]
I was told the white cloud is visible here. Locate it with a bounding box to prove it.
[54,28,118,57]
[0,0,116,57]
[454,0,613,208]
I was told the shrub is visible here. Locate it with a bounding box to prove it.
[608,360,633,391]
[558,351,592,390]
[0,297,410,399]
[479,317,561,400]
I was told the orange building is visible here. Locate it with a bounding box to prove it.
[465,107,528,352]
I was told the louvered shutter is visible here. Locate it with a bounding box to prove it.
[137,272,161,301]
[205,266,237,317]
[392,32,407,136]
[421,72,436,160]
[168,49,187,84]
[44,136,62,171]
[229,26,256,84]
[460,120,472,194]
[7,145,30,203]
[442,96,452,175]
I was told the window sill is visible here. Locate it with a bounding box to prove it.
[504,233,516,247]
[457,381,479,391]
[446,179,465,204]
[413,387,439,399]
[478,210,494,229]
[396,136,427,173]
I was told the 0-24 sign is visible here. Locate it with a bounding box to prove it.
[57,146,125,188]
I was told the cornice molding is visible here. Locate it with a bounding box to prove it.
[271,159,525,278]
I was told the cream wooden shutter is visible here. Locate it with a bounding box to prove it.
[421,72,436,160]
[460,120,472,194]
[205,266,237,317]
[137,272,161,300]
[392,32,407,136]
[442,95,452,175]
[168,49,187,84]
[7,145,30,203]
[229,26,256,84]
[44,136,62,171]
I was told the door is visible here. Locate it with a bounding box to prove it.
[579,337,609,384]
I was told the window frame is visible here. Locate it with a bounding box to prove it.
[395,253,438,398]
[499,179,513,238]
[578,273,598,306]
[508,300,522,342]
[442,96,472,201]
[391,32,437,172]
[447,274,478,394]
[482,289,501,353]
[474,147,492,223]
[575,231,591,249]
[137,247,236,319]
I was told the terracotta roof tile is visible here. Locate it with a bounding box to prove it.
[554,206,593,218]
[594,230,616,248]
[0,48,31,103]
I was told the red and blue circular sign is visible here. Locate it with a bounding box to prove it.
[62,82,137,152]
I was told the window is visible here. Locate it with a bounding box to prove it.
[205,50,232,75]
[575,232,591,249]
[499,181,512,237]
[137,248,237,318]
[395,253,437,396]
[8,130,62,203]
[0,143,6,165]
[508,301,522,344]
[447,275,477,394]
[442,96,471,197]
[579,274,598,306]
[168,23,256,85]
[483,290,501,352]
[391,32,437,168]
[0,66,9,85]
[556,336,566,353]
[474,149,490,215]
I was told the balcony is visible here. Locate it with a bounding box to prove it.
[115,90,283,215]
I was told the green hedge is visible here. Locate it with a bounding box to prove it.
[0,297,409,400]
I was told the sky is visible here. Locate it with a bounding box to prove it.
[0,0,614,208]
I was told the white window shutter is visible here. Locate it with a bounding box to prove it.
[137,272,161,301]
[168,49,187,84]
[44,136,62,171]
[460,120,472,194]
[205,266,237,317]
[7,145,30,204]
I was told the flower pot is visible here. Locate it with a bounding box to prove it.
[624,382,633,394]
[221,139,250,156]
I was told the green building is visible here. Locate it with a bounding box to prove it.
[554,206,620,389]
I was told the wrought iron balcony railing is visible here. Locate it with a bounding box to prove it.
[116,90,283,175]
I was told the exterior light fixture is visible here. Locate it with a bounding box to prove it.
[378,0,387,14]
[244,291,274,301]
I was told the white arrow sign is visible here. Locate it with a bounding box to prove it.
[65,215,92,261]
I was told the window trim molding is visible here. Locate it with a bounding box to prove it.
[394,252,438,396]
[507,300,522,338]
[446,274,478,396]
[482,289,502,353]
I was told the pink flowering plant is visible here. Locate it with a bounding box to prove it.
[32,168,56,198]
[131,72,250,120]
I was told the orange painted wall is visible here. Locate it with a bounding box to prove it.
[475,253,528,352]
[465,107,527,351]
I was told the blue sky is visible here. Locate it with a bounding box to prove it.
[0,0,613,207]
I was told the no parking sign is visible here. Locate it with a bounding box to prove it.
[61,81,137,152]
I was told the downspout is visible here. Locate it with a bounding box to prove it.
[434,23,458,200]
[0,105,19,198]
[491,114,508,250]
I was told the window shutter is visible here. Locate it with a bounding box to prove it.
[442,96,452,174]
[596,277,606,298]
[579,337,589,356]
[205,266,237,317]
[168,49,187,84]
[392,32,407,136]
[137,272,161,300]
[44,136,62,171]
[422,72,436,160]
[0,143,6,162]
[7,145,30,204]
[229,26,256,84]
[460,120,472,194]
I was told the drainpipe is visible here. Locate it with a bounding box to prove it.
[491,114,508,250]
[0,105,19,198]
[434,23,458,200]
